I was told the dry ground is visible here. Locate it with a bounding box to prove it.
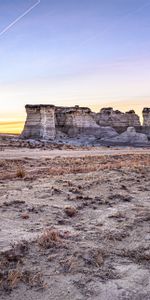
[0,146,150,300]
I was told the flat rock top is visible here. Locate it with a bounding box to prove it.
[143,107,150,113]
[25,104,55,109]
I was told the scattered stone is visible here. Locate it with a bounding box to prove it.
[20,212,29,219]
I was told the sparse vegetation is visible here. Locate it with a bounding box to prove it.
[0,148,150,298]
[0,153,149,180]
[16,164,26,178]
[64,206,77,217]
[38,229,62,248]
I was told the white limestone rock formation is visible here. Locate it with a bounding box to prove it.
[143,108,150,126]
[20,105,150,144]
[55,106,119,138]
[95,108,141,133]
[21,105,56,140]
[142,108,150,139]
[55,106,100,137]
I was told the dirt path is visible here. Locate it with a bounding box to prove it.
[0,147,150,160]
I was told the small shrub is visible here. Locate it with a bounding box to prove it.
[64,206,77,217]
[16,165,25,178]
[38,229,62,249]
[7,268,22,288]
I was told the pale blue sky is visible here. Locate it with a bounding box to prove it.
[0,0,150,126]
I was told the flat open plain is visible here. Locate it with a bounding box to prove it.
[0,146,150,300]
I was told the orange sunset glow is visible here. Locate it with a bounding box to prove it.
[0,0,150,134]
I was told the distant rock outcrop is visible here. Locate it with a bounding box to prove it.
[103,127,148,145]
[21,105,55,140]
[21,104,150,146]
[142,108,150,139]
[55,106,100,137]
[143,108,150,126]
[94,108,141,133]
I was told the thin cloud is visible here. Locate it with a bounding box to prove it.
[0,0,40,37]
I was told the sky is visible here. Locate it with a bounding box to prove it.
[0,0,150,133]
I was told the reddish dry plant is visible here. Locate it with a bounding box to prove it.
[0,153,149,180]
[7,268,22,288]
[16,164,26,178]
[38,229,62,249]
[64,206,77,217]
[7,268,44,289]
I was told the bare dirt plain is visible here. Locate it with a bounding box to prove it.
[0,144,150,300]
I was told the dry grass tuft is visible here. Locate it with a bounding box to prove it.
[38,229,62,249]
[0,267,44,291]
[94,250,105,267]
[16,164,26,178]
[64,206,77,217]
[102,229,129,242]
[122,247,150,263]
[7,267,22,288]
[0,241,45,292]
[0,153,149,180]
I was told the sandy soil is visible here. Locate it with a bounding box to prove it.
[0,146,150,300]
[0,147,150,160]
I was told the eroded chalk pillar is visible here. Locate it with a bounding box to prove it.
[142,108,150,139]
[21,105,56,140]
[143,108,150,126]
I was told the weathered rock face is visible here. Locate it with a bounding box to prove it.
[142,108,150,139]
[143,108,150,126]
[21,105,150,144]
[21,105,55,140]
[55,106,100,137]
[103,127,148,145]
[95,108,141,133]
